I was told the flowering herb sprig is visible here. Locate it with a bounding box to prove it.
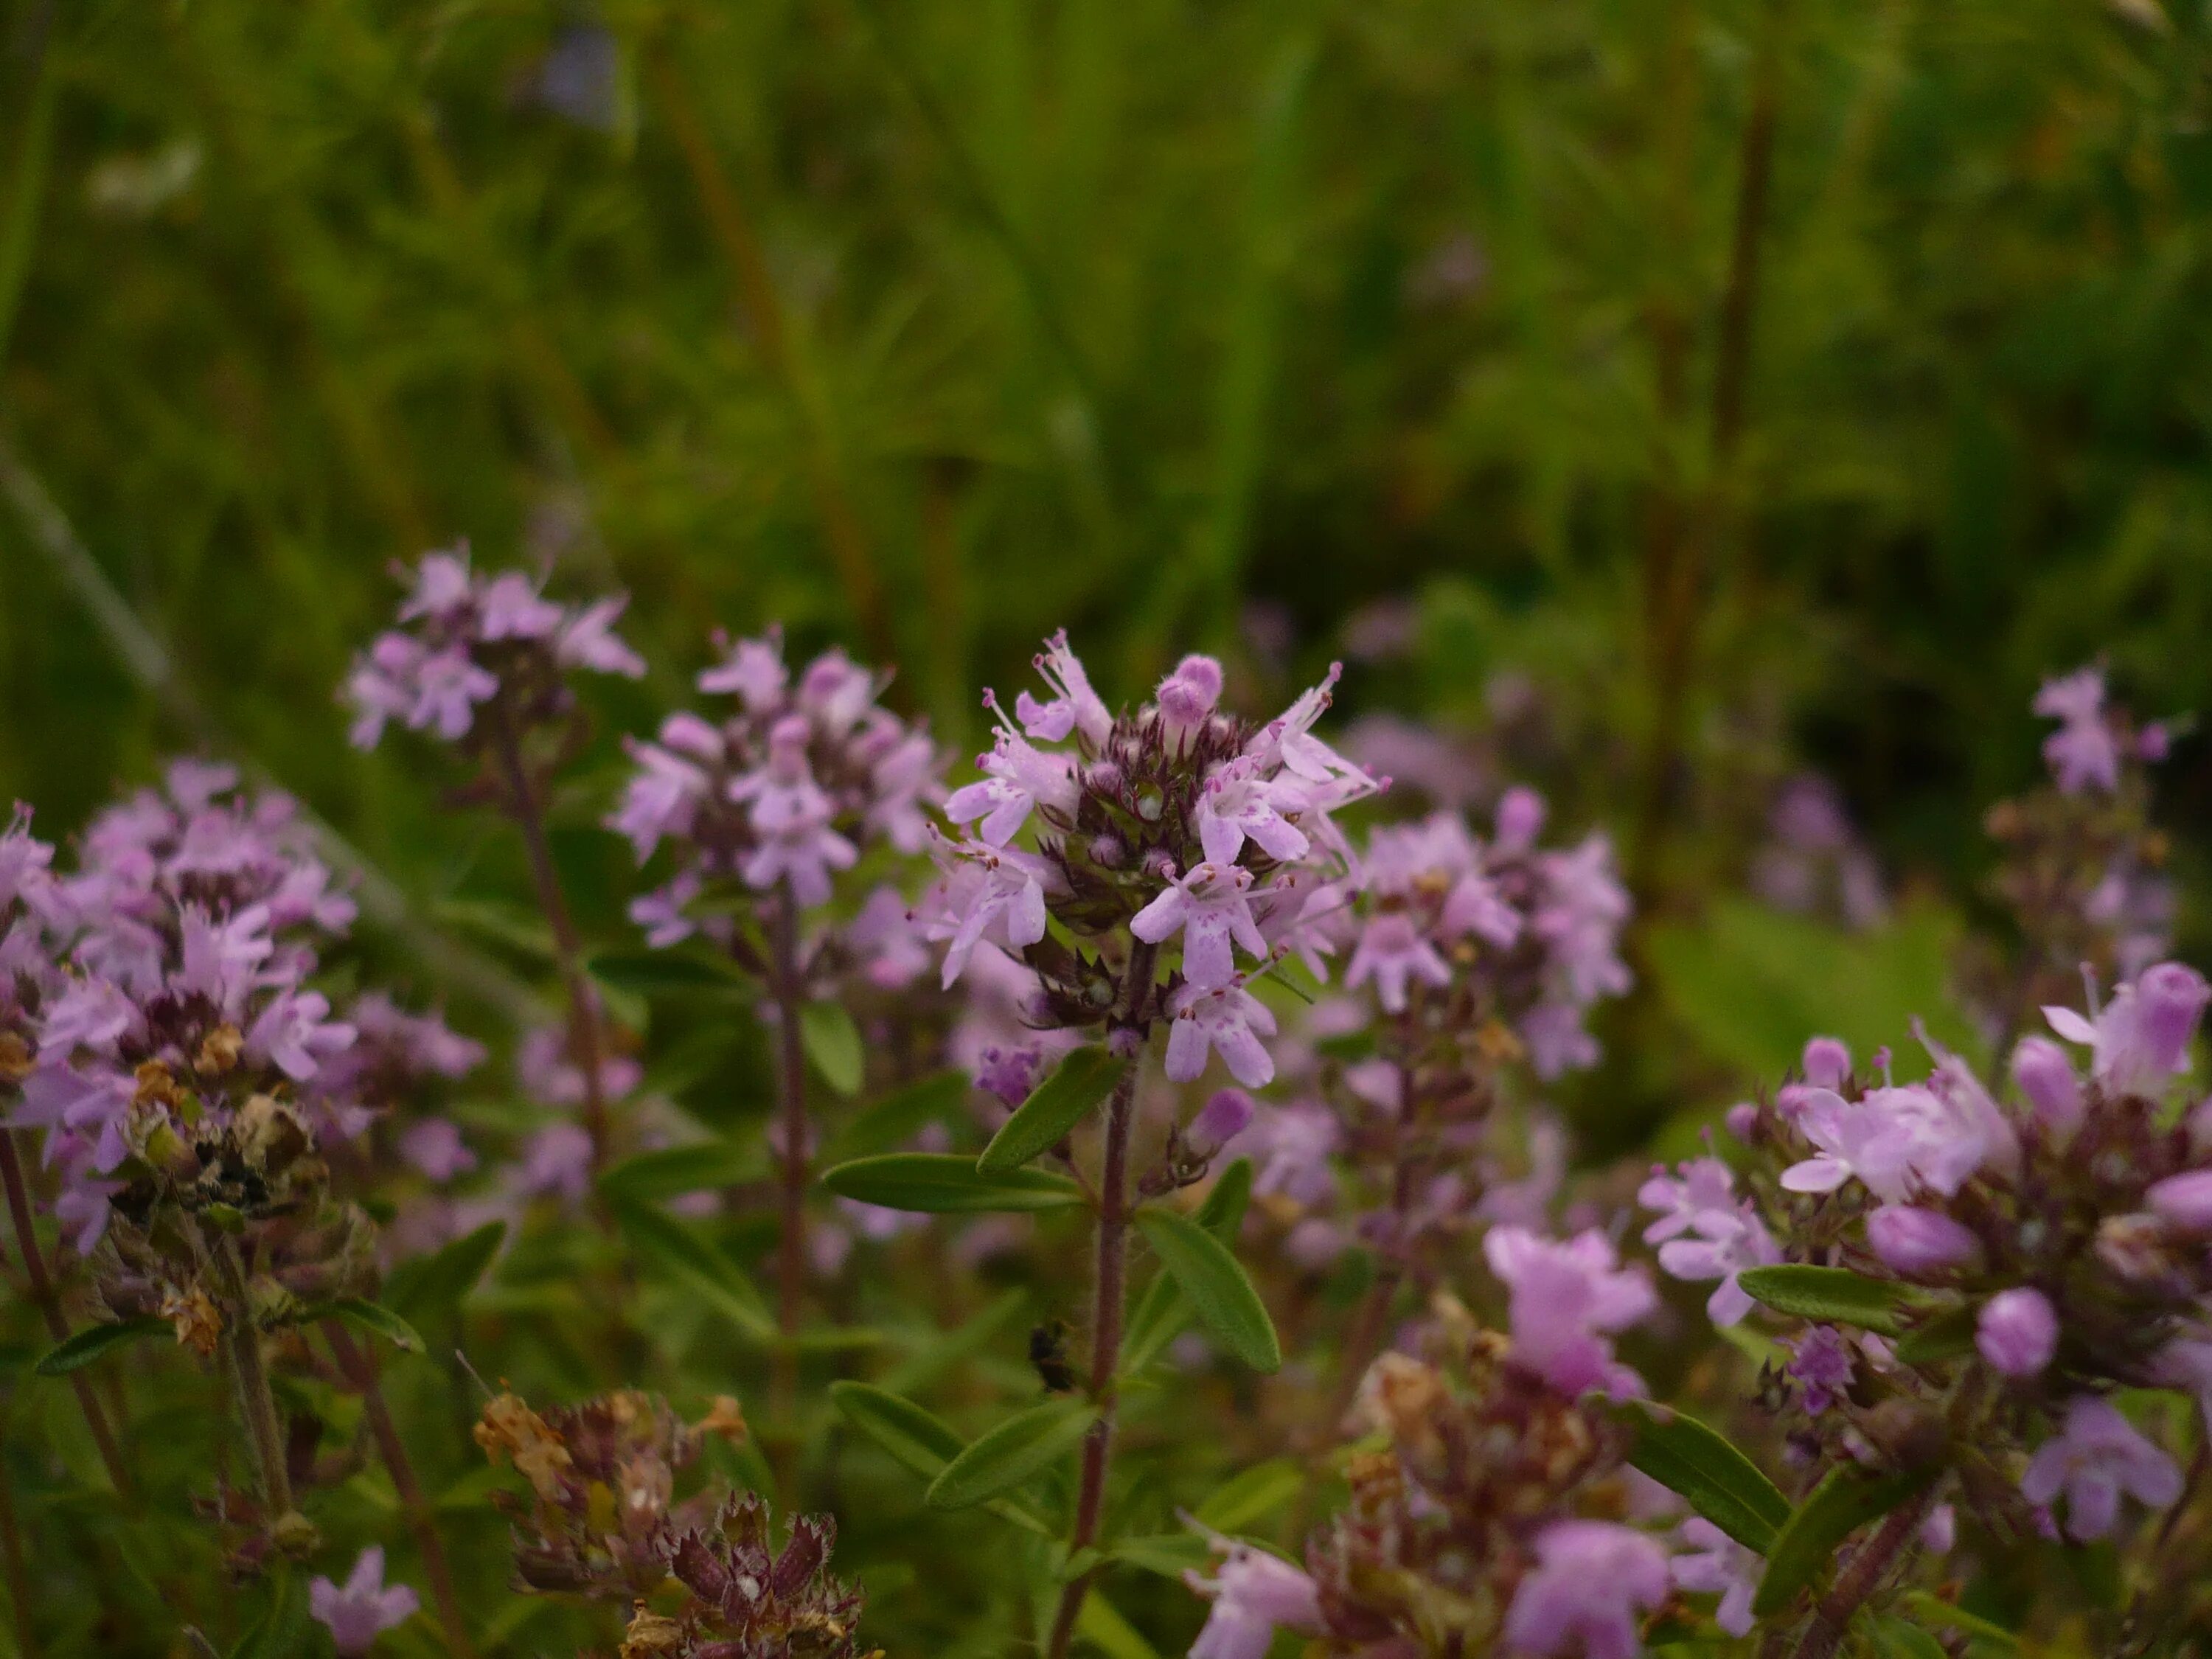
[608,626,943,1465]
[346,546,645,1169]
[823,634,1376,1656]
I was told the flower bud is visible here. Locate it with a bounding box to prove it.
[1975,1287,2058,1377]
[1494,786,1546,853]
[1156,655,1224,746]
[1801,1037,1851,1091]
[1866,1206,1981,1276]
[2146,1169,2212,1234]
[1724,1102,1759,1142]
[2011,1037,2083,1133]
[2135,962,2210,1081]
[1186,1088,1254,1158]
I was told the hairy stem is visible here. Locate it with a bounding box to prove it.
[1789,1485,1938,1659]
[0,1127,133,1500]
[1044,942,1157,1659]
[323,1322,477,1659]
[214,1241,291,1518]
[768,885,809,1496]
[484,695,612,1169]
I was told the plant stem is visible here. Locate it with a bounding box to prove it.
[1789,1485,1938,1659]
[484,695,613,1169]
[213,1240,291,1519]
[1044,942,1157,1659]
[0,1127,133,1500]
[322,1322,478,1659]
[0,1428,39,1659]
[768,885,810,1496]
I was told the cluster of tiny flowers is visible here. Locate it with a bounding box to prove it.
[1986,665,2177,990]
[475,1387,871,1657]
[1188,1287,1670,1659]
[0,762,476,1253]
[1218,787,1630,1281]
[1750,773,1887,931]
[918,633,1378,1090]
[345,546,644,751]
[611,626,942,935]
[1655,956,2211,1545]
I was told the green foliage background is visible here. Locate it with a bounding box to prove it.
[4,0,2212,1652]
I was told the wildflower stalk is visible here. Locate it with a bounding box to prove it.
[321,1322,479,1659]
[768,885,810,1492]
[0,1430,38,1659]
[212,1239,292,1520]
[484,692,613,1169]
[1044,942,1157,1659]
[1787,1485,1938,1659]
[0,1128,134,1501]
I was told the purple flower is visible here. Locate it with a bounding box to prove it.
[1495,785,1545,853]
[1015,630,1113,747]
[309,1547,419,1655]
[557,595,647,677]
[1671,1517,1757,1636]
[1131,863,1269,991]
[1977,1287,2059,1377]
[1638,1158,1739,1245]
[1155,653,1225,748]
[400,1119,477,1183]
[518,1122,595,1202]
[1801,1035,1851,1090]
[922,845,1052,989]
[2011,1036,2084,1133]
[1654,1208,1781,1327]
[1165,982,1279,1088]
[2034,667,2121,796]
[2146,1169,2212,1233]
[2153,1329,2212,1431]
[1787,1326,1856,1413]
[1865,1205,1981,1276]
[1183,1535,1324,1659]
[1484,1226,1655,1398]
[1502,1520,1670,1659]
[2044,961,2211,1098]
[1241,1101,1339,1207]
[1779,1089,1916,1203]
[2020,1396,2183,1540]
[1343,911,1452,1013]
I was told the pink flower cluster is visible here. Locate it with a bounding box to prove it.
[344,546,644,750]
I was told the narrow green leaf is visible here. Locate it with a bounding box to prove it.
[1123,1160,1253,1373]
[310,1297,424,1354]
[925,1398,1096,1510]
[1613,1403,1791,1553]
[1074,1590,1163,1659]
[1870,1615,1950,1659]
[827,1382,1052,1534]
[599,1138,763,1203]
[611,1200,776,1342]
[1753,1464,1939,1617]
[1192,1455,1302,1533]
[1738,1264,1910,1337]
[1133,1206,1279,1373]
[977,1046,1127,1174]
[821,1152,1087,1214]
[431,897,556,963]
[880,1288,1032,1397]
[35,1318,169,1377]
[800,1001,866,1096]
[588,947,747,997]
[826,1069,973,1164]
[1894,1305,1979,1366]
[1109,1533,1214,1578]
[228,1566,312,1659]
[384,1220,506,1326]
[1896,1591,2018,1647]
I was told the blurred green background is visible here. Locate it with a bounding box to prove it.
[4,0,2209,1093]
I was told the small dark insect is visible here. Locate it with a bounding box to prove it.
[1029,1320,1078,1394]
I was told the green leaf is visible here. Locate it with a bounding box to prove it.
[925,1397,1096,1510]
[611,1200,776,1342]
[1753,1464,1940,1617]
[821,1152,1087,1214]
[1894,1305,1979,1366]
[1737,1264,1910,1337]
[228,1565,312,1659]
[384,1220,506,1326]
[1108,1533,1214,1578]
[1074,1590,1163,1659]
[826,1069,973,1164]
[309,1297,424,1354]
[1133,1205,1279,1373]
[587,947,747,997]
[977,1047,1127,1174]
[880,1287,1032,1397]
[35,1317,170,1377]
[800,1001,866,1096]
[598,1138,763,1203]
[827,1382,1052,1534]
[1192,1455,1302,1533]
[1896,1591,2018,1648]
[1870,1615,1950,1659]
[1613,1403,1791,1553]
[1122,1160,1253,1372]
[431,897,556,964]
